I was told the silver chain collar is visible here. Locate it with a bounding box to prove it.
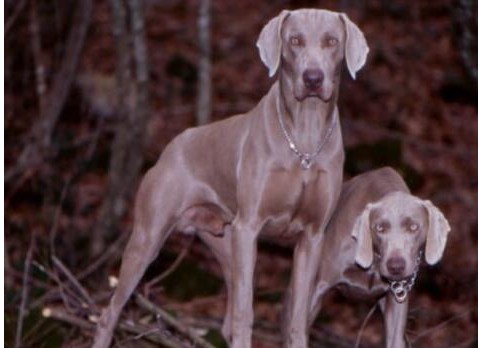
[276,96,336,170]
[389,250,423,303]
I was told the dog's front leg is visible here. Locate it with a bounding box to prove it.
[230,218,259,348]
[379,294,409,348]
[285,230,324,348]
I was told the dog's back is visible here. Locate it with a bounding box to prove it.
[326,167,409,243]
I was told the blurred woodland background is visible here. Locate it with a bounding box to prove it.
[4,0,477,347]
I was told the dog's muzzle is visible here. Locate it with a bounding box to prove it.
[388,250,423,303]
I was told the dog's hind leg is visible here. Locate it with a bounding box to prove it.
[92,172,183,348]
[92,218,175,348]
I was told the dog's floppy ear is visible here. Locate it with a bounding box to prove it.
[351,203,374,269]
[256,10,290,77]
[339,13,369,80]
[422,200,451,265]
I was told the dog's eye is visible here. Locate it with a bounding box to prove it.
[326,37,338,46]
[408,223,419,232]
[374,223,385,233]
[290,36,303,46]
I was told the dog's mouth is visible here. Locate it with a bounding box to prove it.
[296,88,332,102]
[382,273,413,282]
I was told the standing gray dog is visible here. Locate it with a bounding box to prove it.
[92,9,368,348]
[307,167,450,347]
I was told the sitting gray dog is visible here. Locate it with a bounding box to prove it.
[307,167,450,347]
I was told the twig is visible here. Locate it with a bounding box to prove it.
[135,293,216,348]
[49,176,72,257]
[14,230,36,348]
[144,236,194,296]
[32,260,83,313]
[5,0,29,35]
[411,309,473,343]
[76,232,128,281]
[52,256,94,306]
[355,303,378,348]
[5,267,50,290]
[5,167,37,208]
[42,306,94,331]
[42,306,183,348]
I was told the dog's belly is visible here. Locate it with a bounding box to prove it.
[260,216,303,245]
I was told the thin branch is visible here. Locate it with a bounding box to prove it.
[5,0,29,35]
[76,232,128,281]
[49,177,72,257]
[135,293,216,348]
[143,236,194,296]
[32,260,83,313]
[14,230,36,348]
[42,306,183,348]
[51,256,94,306]
[42,306,95,331]
[5,168,38,208]
[411,309,473,343]
[5,267,50,290]
[355,303,378,348]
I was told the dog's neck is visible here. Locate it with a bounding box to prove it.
[277,80,339,154]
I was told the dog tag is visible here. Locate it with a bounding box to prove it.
[390,281,408,303]
[300,156,313,170]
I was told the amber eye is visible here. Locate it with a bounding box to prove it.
[374,223,385,233]
[326,37,339,47]
[408,223,419,232]
[290,36,302,46]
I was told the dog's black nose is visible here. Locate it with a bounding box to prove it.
[387,257,406,276]
[303,69,324,90]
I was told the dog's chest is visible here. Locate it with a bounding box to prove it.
[259,166,334,237]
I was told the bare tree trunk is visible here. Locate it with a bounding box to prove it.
[91,0,150,256]
[6,0,92,182]
[196,0,212,125]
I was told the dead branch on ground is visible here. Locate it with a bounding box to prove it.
[14,230,37,348]
[135,293,216,348]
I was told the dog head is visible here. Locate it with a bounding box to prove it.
[351,191,451,281]
[256,9,369,102]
